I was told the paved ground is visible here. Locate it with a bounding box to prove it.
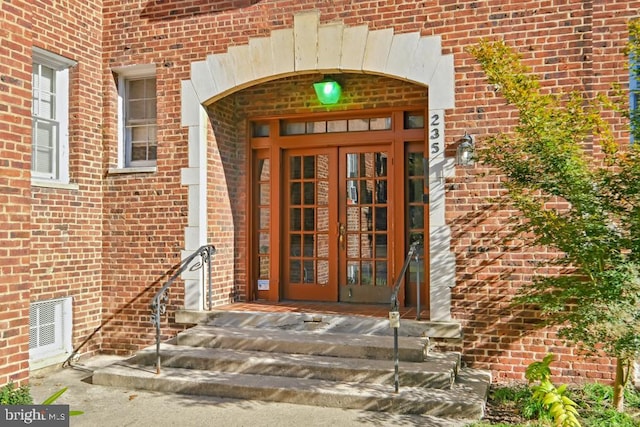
[28,355,474,427]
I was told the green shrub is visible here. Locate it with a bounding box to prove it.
[0,382,33,405]
[525,354,581,427]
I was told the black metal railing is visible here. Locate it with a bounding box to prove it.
[389,240,422,393]
[151,244,216,374]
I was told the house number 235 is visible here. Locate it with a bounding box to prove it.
[430,113,443,155]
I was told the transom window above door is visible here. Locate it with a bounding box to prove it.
[250,111,424,139]
[281,117,392,136]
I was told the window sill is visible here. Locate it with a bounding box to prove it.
[31,179,80,190]
[108,166,157,175]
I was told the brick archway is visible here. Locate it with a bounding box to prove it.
[180,11,457,321]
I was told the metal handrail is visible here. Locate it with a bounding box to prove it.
[389,240,422,393]
[151,244,216,374]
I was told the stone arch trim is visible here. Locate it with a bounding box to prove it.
[183,11,454,109]
[180,11,457,320]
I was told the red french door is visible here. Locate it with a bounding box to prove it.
[283,145,393,303]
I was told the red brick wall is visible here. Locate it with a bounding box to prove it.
[28,0,105,361]
[0,0,32,386]
[101,67,191,353]
[443,0,639,383]
[208,98,244,305]
[101,0,640,381]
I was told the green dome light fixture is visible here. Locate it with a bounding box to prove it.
[313,77,342,105]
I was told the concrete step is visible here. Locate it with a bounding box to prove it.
[92,363,488,419]
[93,310,489,420]
[176,325,429,362]
[130,343,458,388]
[176,309,463,339]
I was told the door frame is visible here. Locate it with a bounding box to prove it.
[248,107,428,306]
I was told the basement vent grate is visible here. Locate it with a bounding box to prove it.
[29,297,72,362]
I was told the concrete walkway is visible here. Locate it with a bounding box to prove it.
[28,355,474,427]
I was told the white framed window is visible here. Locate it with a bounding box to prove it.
[29,297,73,366]
[32,48,75,183]
[114,64,157,169]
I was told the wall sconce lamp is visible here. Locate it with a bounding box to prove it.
[313,77,342,105]
[456,132,475,166]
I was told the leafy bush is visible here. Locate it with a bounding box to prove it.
[0,382,33,405]
[525,354,581,427]
[477,381,640,426]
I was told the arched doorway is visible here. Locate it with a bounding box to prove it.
[180,11,457,320]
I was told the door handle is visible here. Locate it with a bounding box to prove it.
[339,223,346,250]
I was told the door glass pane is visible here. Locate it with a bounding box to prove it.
[404,111,425,129]
[303,208,315,231]
[360,234,373,258]
[290,234,301,256]
[317,154,330,179]
[406,150,426,306]
[303,156,315,179]
[370,117,391,130]
[317,207,329,232]
[348,118,369,131]
[290,156,301,179]
[286,152,330,289]
[303,235,315,257]
[343,149,389,293]
[409,205,424,229]
[307,121,326,134]
[375,179,387,203]
[408,152,424,176]
[376,153,387,177]
[318,181,329,205]
[361,261,373,285]
[374,207,387,231]
[255,153,270,287]
[318,260,329,285]
[290,208,301,231]
[290,182,301,205]
[317,235,329,257]
[327,120,347,132]
[259,209,270,229]
[303,261,314,283]
[258,232,269,254]
[347,262,359,284]
[347,234,359,258]
[285,122,306,135]
[259,183,270,204]
[303,182,315,204]
[346,153,358,178]
[361,180,374,203]
[259,258,269,279]
[347,207,359,231]
[375,261,387,286]
[375,234,387,258]
[290,260,301,283]
[408,179,423,203]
